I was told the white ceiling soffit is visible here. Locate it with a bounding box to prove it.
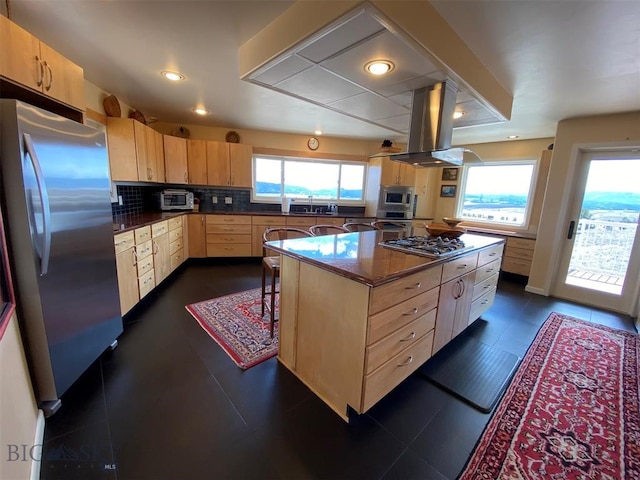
[240,1,513,138]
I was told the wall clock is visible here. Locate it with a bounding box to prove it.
[307,137,319,150]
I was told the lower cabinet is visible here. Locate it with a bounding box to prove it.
[152,220,170,285]
[168,216,185,270]
[135,226,155,299]
[114,231,138,316]
[205,215,252,256]
[433,270,476,354]
[251,216,286,256]
[187,214,207,258]
[502,237,535,276]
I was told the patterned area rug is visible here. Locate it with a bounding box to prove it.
[186,288,278,369]
[460,312,639,480]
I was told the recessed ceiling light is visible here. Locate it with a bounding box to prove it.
[507,135,519,139]
[193,107,210,115]
[364,60,395,76]
[453,111,465,119]
[314,130,322,135]
[161,71,185,81]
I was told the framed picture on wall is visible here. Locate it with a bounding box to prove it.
[441,168,459,181]
[440,185,457,197]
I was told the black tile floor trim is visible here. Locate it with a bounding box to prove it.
[39,260,637,480]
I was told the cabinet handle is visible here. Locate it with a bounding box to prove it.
[131,249,137,266]
[44,61,53,91]
[35,56,45,86]
[457,264,468,269]
[405,282,421,290]
[201,216,205,226]
[403,307,419,316]
[400,332,416,342]
[153,241,158,254]
[397,356,413,367]
[481,300,489,305]
[460,279,465,296]
[486,268,494,273]
[489,252,496,257]
[184,172,188,182]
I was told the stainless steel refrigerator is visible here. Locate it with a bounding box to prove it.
[0,100,122,416]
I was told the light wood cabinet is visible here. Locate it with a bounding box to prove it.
[433,270,476,354]
[152,221,170,285]
[380,156,415,186]
[135,226,155,299]
[168,215,185,271]
[164,135,188,184]
[206,215,252,257]
[114,231,138,316]
[107,118,164,182]
[0,15,84,110]
[187,139,208,185]
[251,216,287,256]
[187,214,207,258]
[207,141,252,187]
[502,237,536,276]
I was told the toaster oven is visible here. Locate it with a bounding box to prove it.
[160,189,194,211]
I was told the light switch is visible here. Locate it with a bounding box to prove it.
[211,196,218,204]
[224,197,233,204]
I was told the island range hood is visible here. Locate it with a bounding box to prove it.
[387,81,468,167]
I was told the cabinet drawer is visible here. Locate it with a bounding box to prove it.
[502,257,532,276]
[138,270,155,298]
[134,226,151,243]
[505,246,534,261]
[368,287,439,344]
[441,253,478,284]
[316,217,345,226]
[206,233,251,244]
[168,227,183,243]
[475,258,501,284]
[286,216,316,227]
[170,249,184,270]
[206,215,251,225]
[205,224,252,235]
[362,331,434,412]
[137,255,154,277]
[477,244,504,267]
[469,287,497,322]
[506,237,535,250]
[168,216,183,231]
[169,238,183,255]
[136,239,153,260]
[369,265,443,315]
[114,231,135,254]
[472,273,499,301]
[206,244,252,257]
[252,215,284,226]
[365,309,436,374]
[152,220,168,237]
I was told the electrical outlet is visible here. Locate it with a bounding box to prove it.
[224,197,233,204]
[118,195,123,206]
[211,196,218,204]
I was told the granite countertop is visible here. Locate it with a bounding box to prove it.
[265,230,504,287]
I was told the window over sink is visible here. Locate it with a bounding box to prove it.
[252,154,366,205]
[456,160,537,228]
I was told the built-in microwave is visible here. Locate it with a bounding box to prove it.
[160,189,194,211]
[379,186,414,209]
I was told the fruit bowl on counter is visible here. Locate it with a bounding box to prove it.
[424,223,466,239]
[441,217,464,228]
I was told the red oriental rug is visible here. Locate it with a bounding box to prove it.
[185,288,278,370]
[460,312,639,480]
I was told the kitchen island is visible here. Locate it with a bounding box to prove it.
[266,230,504,421]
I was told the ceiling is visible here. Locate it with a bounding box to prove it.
[5,1,640,146]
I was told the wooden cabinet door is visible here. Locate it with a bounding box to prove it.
[154,129,165,183]
[397,163,416,187]
[164,135,188,184]
[229,143,253,187]
[115,246,139,315]
[153,233,171,285]
[187,139,208,185]
[0,16,42,92]
[433,271,475,353]
[133,121,151,181]
[380,157,400,185]
[206,141,230,186]
[187,214,207,258]
[38,42,84,110]
[106,118,139,181]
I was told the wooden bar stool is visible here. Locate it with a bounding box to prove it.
[309,224,349,236]
[342,222,377,232]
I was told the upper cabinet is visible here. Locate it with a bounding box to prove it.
[207,141,252,188]
[164,135,188,184]
[106,118,164,182]
[0,15,84,111]
[380,157,415,187]
[187,139,208,185]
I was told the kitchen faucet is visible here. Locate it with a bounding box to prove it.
[307,195,313,212]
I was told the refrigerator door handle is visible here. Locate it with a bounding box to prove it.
[23,133,52,276]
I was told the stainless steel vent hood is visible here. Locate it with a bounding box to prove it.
[387,81,468,167]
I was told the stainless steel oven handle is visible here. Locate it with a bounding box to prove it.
[23,133,52,276]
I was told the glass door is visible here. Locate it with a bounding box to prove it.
[554,151,640,314]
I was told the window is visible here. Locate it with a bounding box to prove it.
[253,155,366,204]
[456,161,537,227]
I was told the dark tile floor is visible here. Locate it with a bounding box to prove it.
[40,260,637,480]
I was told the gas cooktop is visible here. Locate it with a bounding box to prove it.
[379,236,474,259]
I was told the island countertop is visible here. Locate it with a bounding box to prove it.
[265,231,504,287]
